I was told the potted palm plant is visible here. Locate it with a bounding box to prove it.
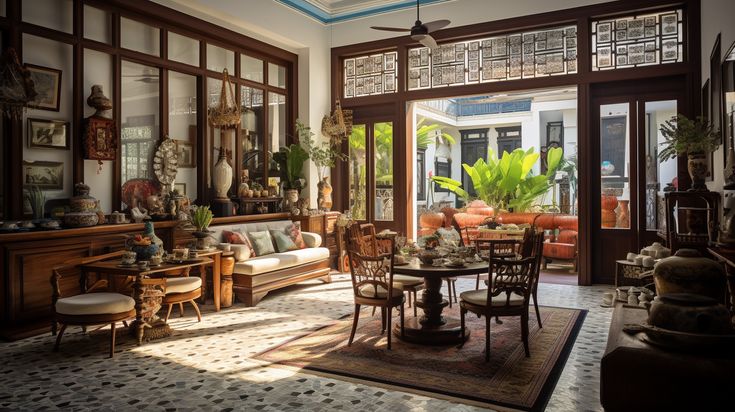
[658,114,720,192]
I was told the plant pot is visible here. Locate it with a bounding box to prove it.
[192,230,212,250]
[687,152,709,192]
[419,211,445,230]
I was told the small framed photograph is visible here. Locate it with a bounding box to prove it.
[174,140,196,168]
[174,183,187,196]
[25,64,62,112]
[23,160,63,190]
[27,118,69,149]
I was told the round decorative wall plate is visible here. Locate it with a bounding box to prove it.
[153,137,178,185]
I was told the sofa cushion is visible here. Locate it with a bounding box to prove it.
[234,247,330,275]
[223,230,255,258]
[301,232,322,248]
[248,231,276,256]
[231,244,252,261]
[284,222,307,249]
[56,292,135,316]
[270,229,298,252]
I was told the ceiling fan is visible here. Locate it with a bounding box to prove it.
[370,0,450,49]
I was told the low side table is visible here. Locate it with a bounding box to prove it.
[614,260,651,287]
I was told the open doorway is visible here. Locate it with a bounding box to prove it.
[409,86,579,285]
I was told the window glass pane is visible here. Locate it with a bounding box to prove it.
[268,63,286,88]
[207,44,234,74]
[375,122,393,221]
[121,17,160,56]
[349,124,366,220]
[645,100,677,231]
[268,93,287,177]
[240,86,265,189]
[168,32,199,66]
[23,0,73,33]
[241,54,263,83]
[600,103,629,229]
[83,5,111,44]
[344,51,397,97]
[121,60,159,208]
[169,71,198,200]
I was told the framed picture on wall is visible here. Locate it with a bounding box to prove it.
[174,139,196,167]
[83,115,117,161]
[27,118,69,149]
[22,160,63,190]
[25,64,62,111]
[174,183,186,196]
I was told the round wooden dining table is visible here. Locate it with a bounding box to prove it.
[392,259,489,345]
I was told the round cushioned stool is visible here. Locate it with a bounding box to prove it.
[54,293,136,358]
[163,277,203,323]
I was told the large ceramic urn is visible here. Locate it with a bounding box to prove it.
[64,182,99,227]
[652,249,727,301]
[213,146,233,199]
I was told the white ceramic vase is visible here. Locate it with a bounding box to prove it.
[213,149,233,199]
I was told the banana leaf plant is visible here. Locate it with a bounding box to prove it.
[273,143,309,191]
[431,146,563,212]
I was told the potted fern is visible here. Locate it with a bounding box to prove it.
[658,115,720,192]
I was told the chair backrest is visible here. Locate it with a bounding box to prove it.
[51,250,126,305]
[487,256,537,307]
[344,224,395,303]
[475,238,521,261]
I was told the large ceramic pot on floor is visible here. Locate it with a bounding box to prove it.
[652,249,727,301]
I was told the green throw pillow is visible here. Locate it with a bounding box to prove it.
[270,229,298,252]
[247,231,275,256]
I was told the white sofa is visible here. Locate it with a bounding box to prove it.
[209,219,331,306]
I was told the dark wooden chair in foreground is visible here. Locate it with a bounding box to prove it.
[345,226,405,350]
[51,251,136,358]
[459,232,543,361]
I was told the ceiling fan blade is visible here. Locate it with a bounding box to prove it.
[371,26,411,32]
[422,19,450,32]
[418,34,438,49]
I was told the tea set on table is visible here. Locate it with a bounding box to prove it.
[118,247,205,270]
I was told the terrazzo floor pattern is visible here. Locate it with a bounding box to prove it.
[0,274,614,411]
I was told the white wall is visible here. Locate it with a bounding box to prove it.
[330,0,609,47]
[702,0,735,192]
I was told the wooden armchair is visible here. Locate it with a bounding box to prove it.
[51,251,137,358]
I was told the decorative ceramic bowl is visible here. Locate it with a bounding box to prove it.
[63,212,99,227]
[418,250,440,265]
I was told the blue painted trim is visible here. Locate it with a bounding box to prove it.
[275,0,448,24]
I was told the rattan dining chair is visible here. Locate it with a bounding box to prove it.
[344,227,405,350]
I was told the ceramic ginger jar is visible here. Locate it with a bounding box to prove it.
[652,249,727,301]
[648,293,732,334]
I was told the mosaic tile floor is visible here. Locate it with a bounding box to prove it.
[0,274,613,411]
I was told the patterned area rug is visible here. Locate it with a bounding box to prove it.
[256,305,586,412]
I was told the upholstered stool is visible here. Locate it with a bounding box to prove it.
[54,292,136,358]
[163,277,203,323]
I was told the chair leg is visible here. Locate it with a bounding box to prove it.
[54,324,67,352]
[485,315,491,362]
[386,306,393,350]
[190,300,202,322]
[521,312,530,357]
[543,259,549,270]
[413,290,418,317]
[407,289,412,308]
[533,291,542,328]
[371,306,376,317]
[446,279,453,308]
[495,316,503,324]
[475,274,480,290]
[109,322,116,358]
[400,303,405,339]
[452,280,458,303]
[458,308,466,349]
[122,320,129,328]
[348,304,360,346]
[178,302,185,317]
[164,304,174,323]
[51,319,57,336]
[380,307,386,334]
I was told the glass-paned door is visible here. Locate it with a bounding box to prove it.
[593,93,680,282]
[348,119,396,231]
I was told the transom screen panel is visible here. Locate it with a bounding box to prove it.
[343,51,398,98]
[407,25,577,91]
[591,9,684,71]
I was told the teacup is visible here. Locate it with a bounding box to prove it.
[137,261,149,270]
[602,292,614,307]
[189,251,199,259]
[616,288,628,301]
[626,252,637,262]
[150,256,162,266]
[173,248,189,260]
[121,251,137,265]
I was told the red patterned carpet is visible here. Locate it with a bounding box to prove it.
[256,304,586,411]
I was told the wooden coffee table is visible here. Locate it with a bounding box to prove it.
[392,260,488,345]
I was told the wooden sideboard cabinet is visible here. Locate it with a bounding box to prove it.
[292,212,340,269]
